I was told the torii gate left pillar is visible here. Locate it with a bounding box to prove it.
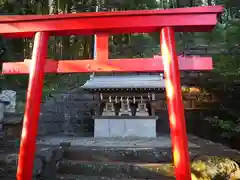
[17,32,49,180]
[0,6,223,180]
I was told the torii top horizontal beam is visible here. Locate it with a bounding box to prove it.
[0,6,223,38]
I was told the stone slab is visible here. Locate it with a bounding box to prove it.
[109,120,125,137]
[94,118,157,138]
[94,119,111,137]
[37,135,199,148]
[56,174,164,180]
[57,160,174,179]
[125,119,156,137]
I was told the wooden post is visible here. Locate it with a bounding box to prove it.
[95,33,109,62]
[160,27,192,180]
[17,32,49,180]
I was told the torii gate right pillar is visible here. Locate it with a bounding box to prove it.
[161,27,191,179]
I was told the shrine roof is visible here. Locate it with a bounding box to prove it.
[81,74,165,89]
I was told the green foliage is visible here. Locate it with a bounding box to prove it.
[204,116,240,139]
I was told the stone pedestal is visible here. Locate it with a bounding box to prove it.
[94,117,157,138]
[0,102,6,137]
[0,103,4,122]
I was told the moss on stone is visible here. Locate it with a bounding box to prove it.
[139,156,240,179]
[191,156,240,180]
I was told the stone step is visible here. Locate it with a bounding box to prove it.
[57,160,175,179]
[56,174,171,180]
[64,147,172,163]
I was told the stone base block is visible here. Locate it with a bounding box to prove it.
[0,103,4,121]
[94,117,157,138]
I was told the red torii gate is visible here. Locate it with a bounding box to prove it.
[0,6,223,180]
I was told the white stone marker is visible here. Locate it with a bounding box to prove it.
[0,90,16,137]
[0,90,16,113]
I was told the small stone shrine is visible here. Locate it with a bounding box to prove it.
[82,73,165,138]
